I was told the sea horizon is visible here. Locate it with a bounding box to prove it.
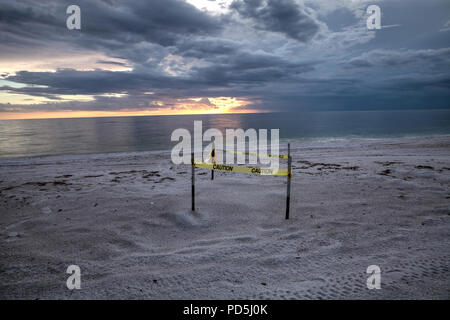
[1,109,450,159]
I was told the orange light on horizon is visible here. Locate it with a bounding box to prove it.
[0,109,268,120]
[0,97,268,120]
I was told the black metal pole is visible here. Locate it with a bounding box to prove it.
[191,152,195,211]
[286,143,291,220]
[211,144,215,180]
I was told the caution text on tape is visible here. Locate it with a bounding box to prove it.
[193,162,290,176]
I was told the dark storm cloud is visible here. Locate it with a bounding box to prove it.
[1,0,450,114]
[5,69,185,96]
[193,51,316,86]
[4,49,315,97]
[230,0,320,42]
[78,0,223,47]
[0,1,60,27]
[96,60,130,66]
[174,38,240,59]
[0,0,223,62]
[346,48,450,69]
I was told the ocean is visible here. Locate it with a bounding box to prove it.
[1,109,450,158]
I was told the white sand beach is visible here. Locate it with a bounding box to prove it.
[0,136,449,299]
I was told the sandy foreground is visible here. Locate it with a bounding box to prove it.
[0,136,449,299]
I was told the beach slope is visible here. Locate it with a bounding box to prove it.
[0,136,449,299]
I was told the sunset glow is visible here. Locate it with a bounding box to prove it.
[0,97,264,120]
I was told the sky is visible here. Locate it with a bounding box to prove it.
[0,0,449,119]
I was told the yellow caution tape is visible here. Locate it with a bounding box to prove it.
[193,162,290,176]
[215,149,289,159]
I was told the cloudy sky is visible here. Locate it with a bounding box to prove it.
[0,0,449,119]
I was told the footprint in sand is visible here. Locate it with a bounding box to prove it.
[4,232,22,242]
[41,207,52,214]
[155,177,175,183]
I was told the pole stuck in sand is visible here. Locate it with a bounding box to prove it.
[211,142,215,181]
[286,143,292,220]
[191,152,195,211]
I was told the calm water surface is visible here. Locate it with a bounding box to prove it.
[1,109,449,158]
